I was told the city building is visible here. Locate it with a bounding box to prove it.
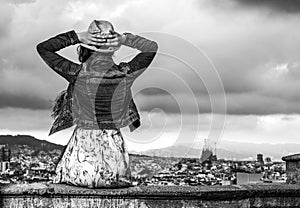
[200,139,217,163]
[0,161,10,173]
[282,153,300,184]
[257,154,264,166]
[0,144,11,162]
[0,144,11,173]
[236,172,263,185]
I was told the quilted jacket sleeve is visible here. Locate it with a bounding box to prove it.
[122,33,158,77]
[36,30,81,83]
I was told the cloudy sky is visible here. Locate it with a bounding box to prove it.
[1,0,300,151]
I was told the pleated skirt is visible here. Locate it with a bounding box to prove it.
[52,126,132,188]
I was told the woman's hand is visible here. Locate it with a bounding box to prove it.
[76,31,107,46]
[97,32,126,47]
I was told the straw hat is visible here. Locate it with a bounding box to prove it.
[80,20,121,53]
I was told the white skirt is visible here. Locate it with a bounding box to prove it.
[52,126,132,188]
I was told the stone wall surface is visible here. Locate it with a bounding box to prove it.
[286,167,300,184]
[1,183,300,208]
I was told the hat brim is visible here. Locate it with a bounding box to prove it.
[80,43,120,53]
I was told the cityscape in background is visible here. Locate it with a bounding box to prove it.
[0,135,287,186]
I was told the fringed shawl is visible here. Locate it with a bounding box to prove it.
[48,84,75,136]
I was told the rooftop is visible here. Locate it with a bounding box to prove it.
[282,153,300,161]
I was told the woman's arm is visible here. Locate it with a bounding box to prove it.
[100,32,158,76]
[122,33,159,76]
[36,30,104,83]
[36,30,81,83]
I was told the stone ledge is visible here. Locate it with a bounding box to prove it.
[1,183,300,200]
[2,183,300,207]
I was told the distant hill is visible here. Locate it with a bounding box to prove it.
[1,135,298,161]
[0,134,151,158]
[217,140,300,161]
[141,144,248,160]
[139,140,300,161]
[0,135,65,152]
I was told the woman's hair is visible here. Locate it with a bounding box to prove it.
[77,45,93,63]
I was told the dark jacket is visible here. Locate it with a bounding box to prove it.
[36,30,158,135]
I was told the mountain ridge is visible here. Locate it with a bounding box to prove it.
[0,135,297,161]
[138,140,300,161]
[0,135,65,152]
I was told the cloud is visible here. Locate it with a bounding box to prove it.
[136,92,300,115]
[7,0,36,5]
[0,3,14,40]
[220,114,300,144]
[0,108,51,131]
[233,0,300,14]
[1,0,300,117]
[1,0,300,150]
[0,93,52,109]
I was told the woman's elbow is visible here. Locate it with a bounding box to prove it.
[152,41,158,53]
[36,43,45,56]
